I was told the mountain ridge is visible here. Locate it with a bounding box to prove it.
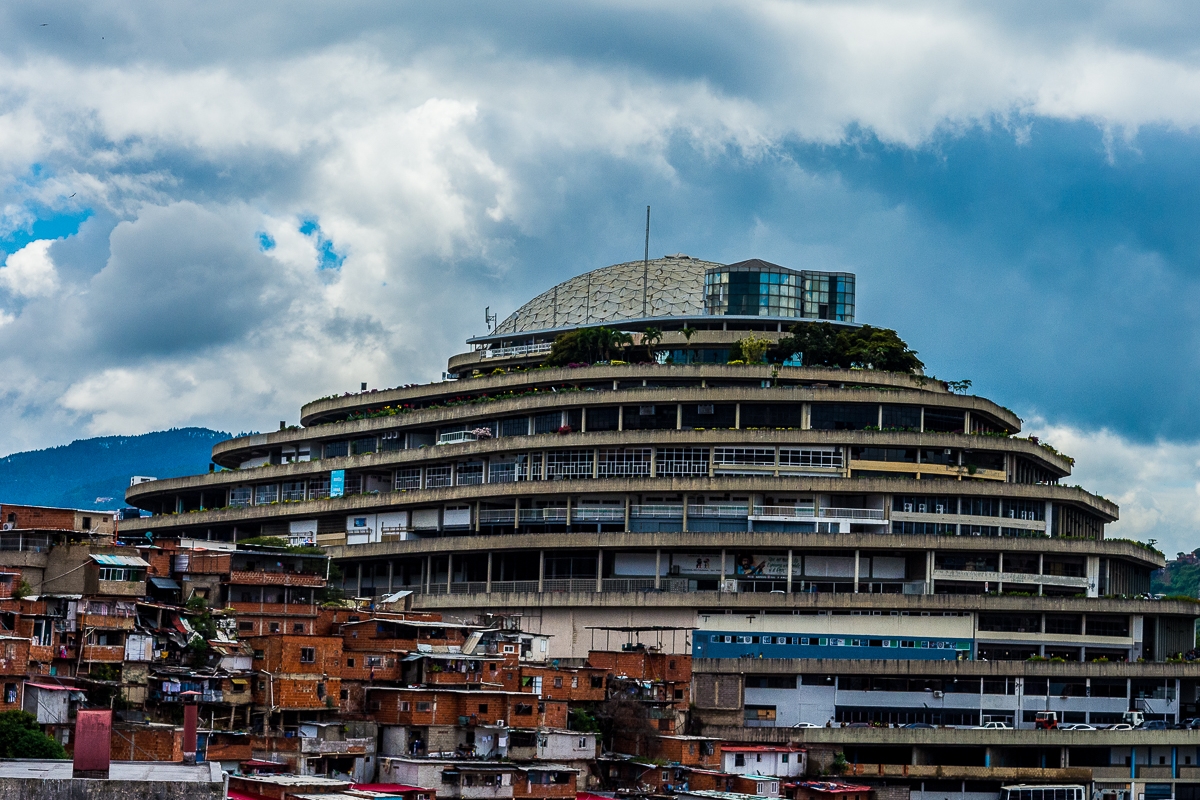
[0,428,232,511]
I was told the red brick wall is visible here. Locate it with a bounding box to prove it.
[111,725,183,762]
[0,505,76,530]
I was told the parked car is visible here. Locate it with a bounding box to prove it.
[1140,720,1169,730]
[1060,723,1097,731]
[793,722,820,729]
[1106,724,1134,731]
[905,722,935,729]
[979,721,1012,729]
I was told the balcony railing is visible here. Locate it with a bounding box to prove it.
[81,645,125,663]
[478,509,516,525]
[437,431,479,445]
[519,508,568,523]
[480,342,553,359]
[631,505,684,518]
[750,505,815,519]
[571,507,625,522]
[687,505,748,518]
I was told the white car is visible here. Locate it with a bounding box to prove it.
[1106,724,1133,731]
[1060,724,1097,731]
[978,721,1012,729]
[792,722,820,728]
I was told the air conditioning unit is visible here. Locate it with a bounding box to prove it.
[495,719,506,727]
[720,579,739,593]
[0,523,12,531]
[933,691,944,699]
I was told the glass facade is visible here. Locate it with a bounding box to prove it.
[704,261,855,321]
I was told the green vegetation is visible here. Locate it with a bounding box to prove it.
[0,711,66,759]
[546,327,644,366]
[728,334,773,365]
[1152,550,1200,598]
[768,322,924,373]
[569,708,600,732]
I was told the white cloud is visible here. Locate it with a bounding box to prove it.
[1026,419,1200,557]
[0,240,59,298]
[0,1,1196,453]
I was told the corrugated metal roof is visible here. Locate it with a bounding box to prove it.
[90,554,150,567]
[149,576,180,590]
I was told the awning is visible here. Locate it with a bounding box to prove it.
[90,554,150,567]
[25,683,79,692]
[149,576,181,590]
[231,678,248,686]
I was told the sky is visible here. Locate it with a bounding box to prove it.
[1,1,1199,553]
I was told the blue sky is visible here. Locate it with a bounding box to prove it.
[0,1,1198,551]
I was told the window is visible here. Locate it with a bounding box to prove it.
[425,465,452,488]
[381,431,403,451]
[656,447,709,477]
[597,448,652,478]
[714,447,774,466]
[515,703,534,715]
[779,448,842,468]
[97,567,144,582]
[346,658,356,668]
[292,623,304,633]
[238,621,253,632]
[546,450,594,480]
[228,486,252,507]
[735,754,746,766]
[478,703,488,714]
[591,676,604,688]
[416,701,431,712]
[395,468,421,490]
[456,462,485,485]
[351,437,377,455]
[281,481,306,502]
[399,701,411,711]
[253,650,264,660]
[324,441,349,458]
[255,484,279,504]
[553,677,563,688]
[269,622,280,633]
[300,647,316,663]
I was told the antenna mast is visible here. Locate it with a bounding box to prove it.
[642,205,650,317]
[484,306,497,332]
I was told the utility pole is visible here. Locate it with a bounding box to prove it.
[642,206,650,318]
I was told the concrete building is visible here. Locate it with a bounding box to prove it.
[113,256,1200,797]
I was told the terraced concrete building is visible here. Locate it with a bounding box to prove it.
[123,256,1195,730]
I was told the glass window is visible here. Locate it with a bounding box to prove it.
[881,404,921,431]
[741,404,805,429]
[456,462,485,485]
[923,408,965,433]
[681,403,736,429]
[499,417,529,437]
[586,407,619,432]
[228,486,252,507]
[597,448,651,478]
[395,468,421,490]
[656,448,709,477]
[281,481,306,502]
[622,405,677,430]
[323,441,349,458]
[545,450,594,481]
[254,484,279,504]
[425,466,452,488]
[810,403,877,431]
[351,437,377,456]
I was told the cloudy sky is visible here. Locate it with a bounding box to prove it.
[1,1,1199,552]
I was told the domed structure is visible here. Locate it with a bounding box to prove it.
[492,255,721,335]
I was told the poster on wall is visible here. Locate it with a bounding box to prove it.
[733,553,791,577]
[330,470,345,498]
[672,554,722,575]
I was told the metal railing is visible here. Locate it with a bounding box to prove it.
[518,508,568,523]
[478,509,517,525]
[571,507,625,522]
[437,431,478,445]
[822,507,886,520]
[687,504,749,518]
[750,505,816,519]
[631,505,684,518]
[480,342,554,359]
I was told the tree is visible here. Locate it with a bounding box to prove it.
[768,322,924,374]
[0,711,66,759]
[595,696,655,755]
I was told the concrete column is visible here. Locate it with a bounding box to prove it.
[997,552,1004,595]
[596,550,603,593]
[877,406,883,429]
[486,552,493,593]
[853,550,860,593]
[624,496,631,531]
[1038,553,1044,596]
[387,561,394,593]
[538,550,545,593]
[676,404,682,430]
[514,498,521,533]
[720,549,727,591]
[655,550,662,590]
[565,495,572,532]
[593,449,599,480]
[618,406,624,431]
[650,448,657,477]
[424,556,431,593]
[682,494,689,533]
[580,410,587,433]
[802,403,811,430]
[356,563,363,597]
[786,550,793,594]
[474,501,480,533]
[919,407,925,433]
[925,550,935,595]
[735,403,741,429]
[447,553,453,592]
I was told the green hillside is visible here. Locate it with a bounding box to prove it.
[0,428,231,511]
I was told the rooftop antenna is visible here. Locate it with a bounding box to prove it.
[642,205,650,318]
[484,306,497,332]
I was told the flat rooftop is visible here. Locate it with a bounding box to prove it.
[0,760,223,782]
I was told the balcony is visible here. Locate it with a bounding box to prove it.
[81,645,125,663]
[480,342,553,359]
[519,508,567,524]
[438,431,480,446]
[631,505,684,518]
[228,571,325,588]
[479,509,516,525]
[687,504,749,518]
[571,507,625,523]
[79,613,135,630]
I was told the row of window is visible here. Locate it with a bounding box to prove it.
[709,634,963,649]
[894,495,1045,519]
